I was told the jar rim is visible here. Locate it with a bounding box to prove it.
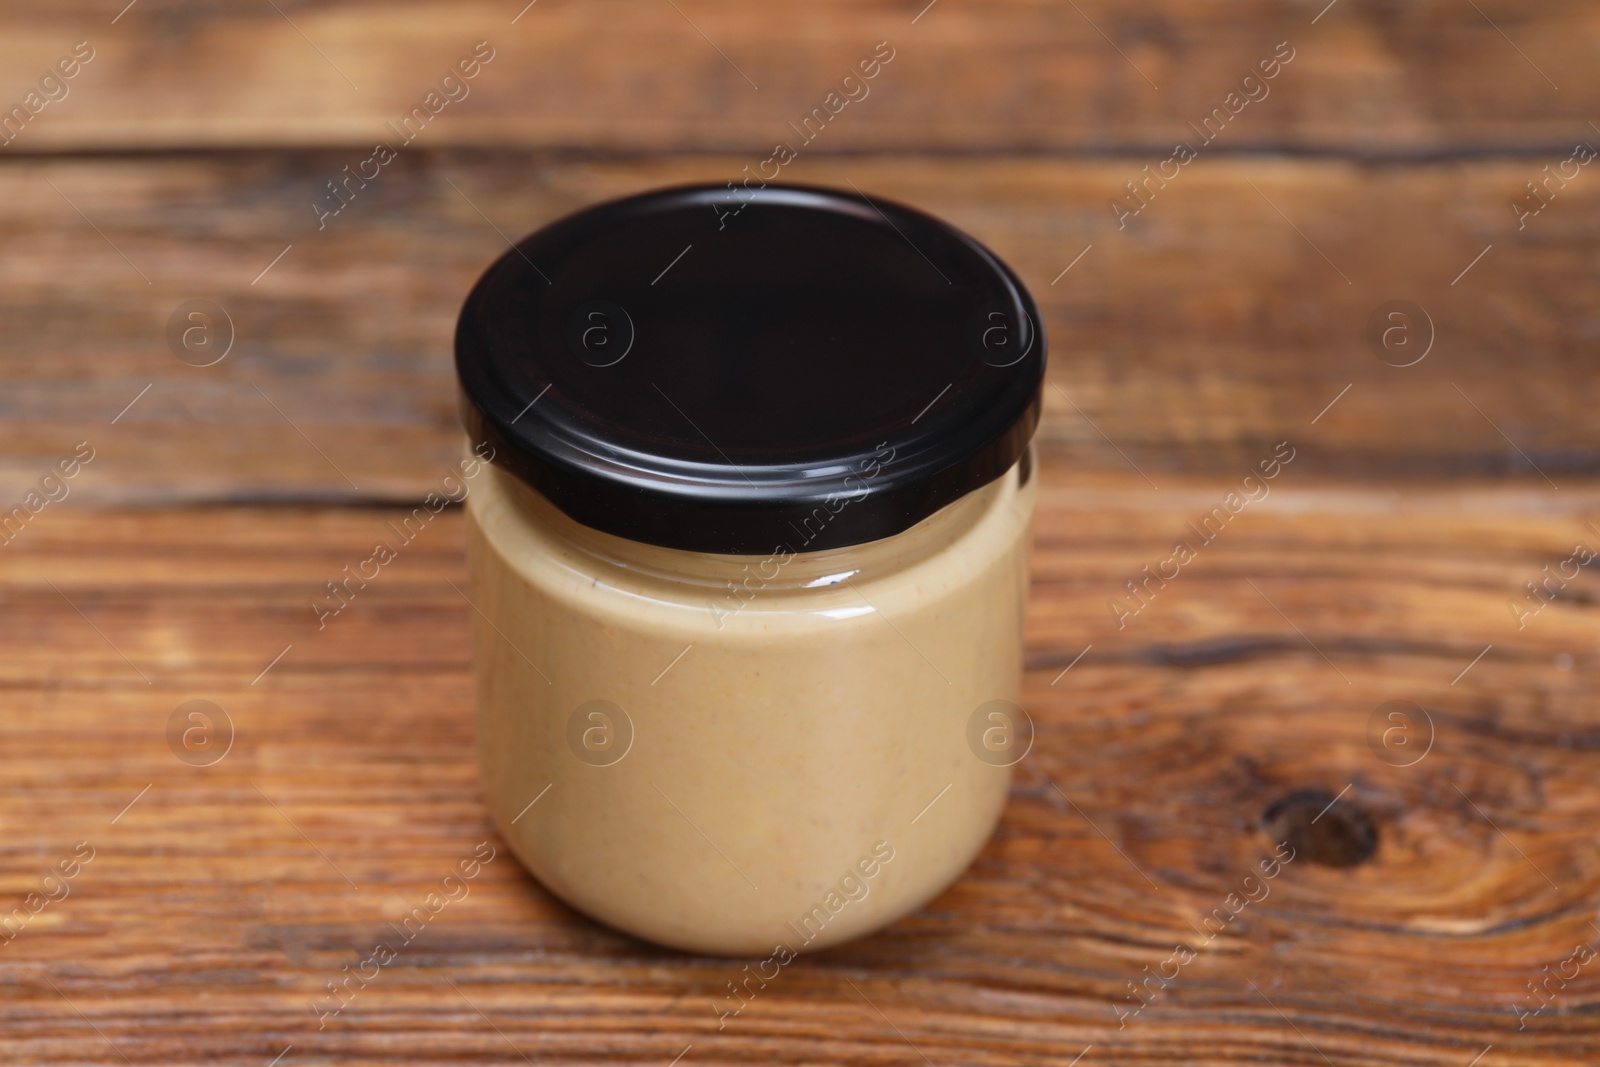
[483,454,1026,597]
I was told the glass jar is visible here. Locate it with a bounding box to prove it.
[456,184,1045,955]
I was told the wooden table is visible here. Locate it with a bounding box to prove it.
[3,2,1597,1063]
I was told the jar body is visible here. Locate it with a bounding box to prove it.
[466,453,1036,956]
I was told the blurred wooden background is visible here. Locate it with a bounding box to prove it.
[3,2,1599,1065]
[2,0,1598,499]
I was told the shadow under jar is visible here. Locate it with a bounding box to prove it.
[455,183,1045,956]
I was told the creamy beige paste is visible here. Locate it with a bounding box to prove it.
[467,454,1036,955]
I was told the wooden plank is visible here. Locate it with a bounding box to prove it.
[0,0,1595,155]
[1,150,1595,504]
[2,470,1598,1063]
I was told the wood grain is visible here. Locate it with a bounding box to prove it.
[2,467,1598,1064]
[0,0,1594,154]
[3,150,1597,504]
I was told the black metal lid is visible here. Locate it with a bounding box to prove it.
[454,183,1045,554]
